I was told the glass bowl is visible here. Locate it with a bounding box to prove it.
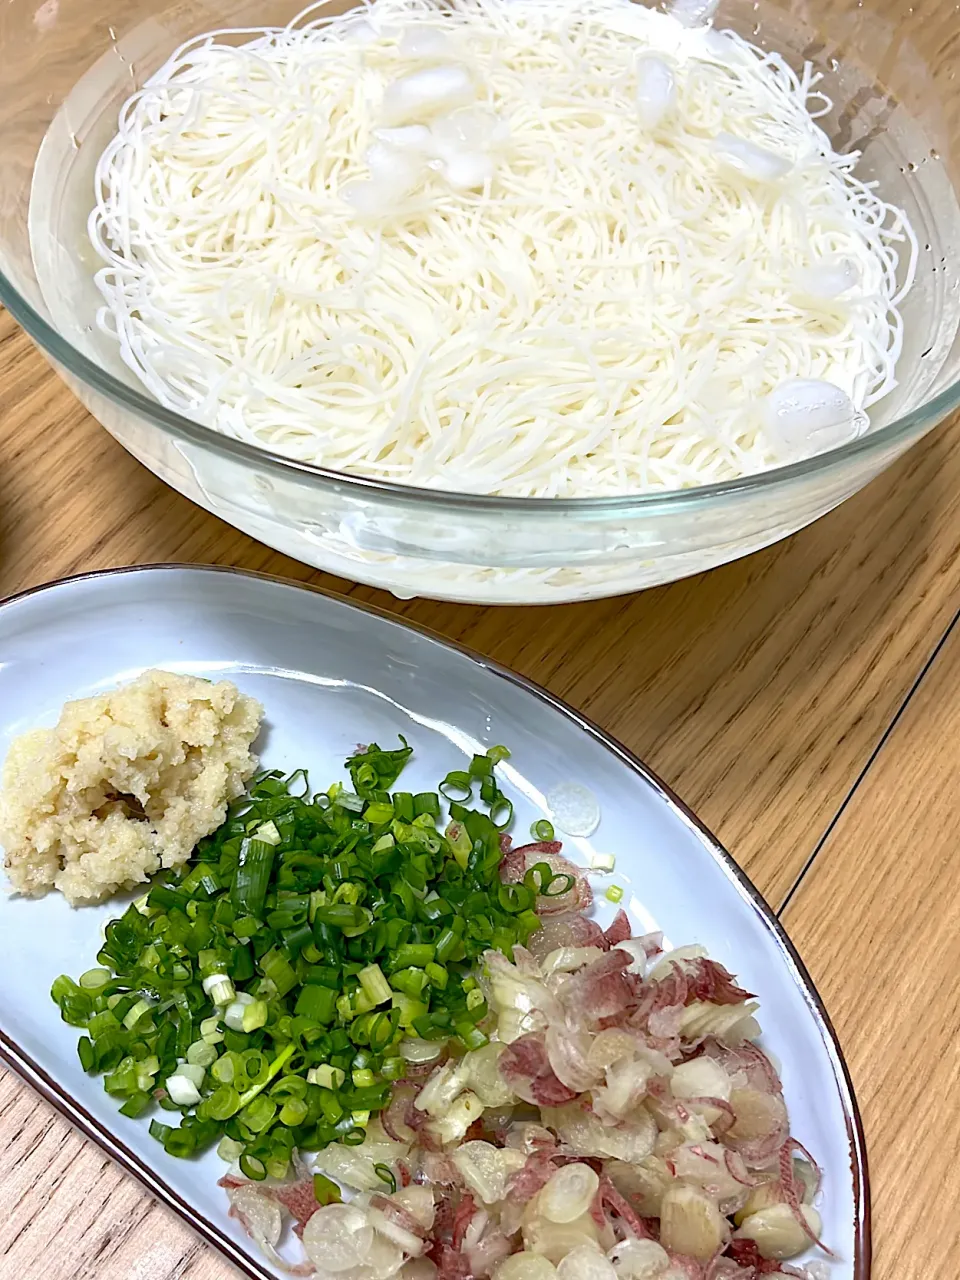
[2,0,959,604]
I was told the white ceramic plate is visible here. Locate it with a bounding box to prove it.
[0,566,868,1280]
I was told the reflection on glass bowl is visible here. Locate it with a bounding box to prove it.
[2,0,960,603]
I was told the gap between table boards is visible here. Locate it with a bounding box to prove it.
[776,599,960,918]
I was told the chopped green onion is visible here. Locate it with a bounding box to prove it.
[363,800,395,824]
[204,1084,241,1120]
[542,872,575,897]
[295,984,337,1023]
[391,992,428,1028]
[391,943,435,970]
[241,999,268,1033]
[346,738,412,796]
[313,1173,342,1205]
[224,993,256,1031]
[358,963,391,1006]
[77,1036,96,1072]
[374,1163,397,1193]
[606,884,625,903]
[308,1063,346,1089]
[119,1090,152,1119]
[455,1023,490,1050]
[488,796,513,830]
[531,819,555,841]
[468,754,493,779]
[524,862,575,898]
[51,738,564,1178]
[498,883,533,914]
[79,968,112,989]
[439,771,473,802]
[381,1056,406,1081]
[413,792,441,818]
[123,998,154,1031]
[280,1097,309,1126]
[166,1071,202,1106]
[201,972,236,1007]
[212,1051,240,1085]
[186,1040,218,1068]
[312,904,368,931]
[236,1044,296,1111]
[231,838,276,918]
[200,1016,224,1045]
[240,1095,277,1133]
[217,1136,244,1162]
[391,967,428,998]
[240,1154,267,1181]
[435,929,459,963]
[259,949,297,997]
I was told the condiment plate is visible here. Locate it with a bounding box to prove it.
[0,566,867,1279]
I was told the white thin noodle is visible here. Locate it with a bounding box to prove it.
[89,0,918,497]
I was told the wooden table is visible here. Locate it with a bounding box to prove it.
[1,309,958,1280]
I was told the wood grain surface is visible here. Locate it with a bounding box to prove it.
[0,290,957,1275]
[782,616,960,1280]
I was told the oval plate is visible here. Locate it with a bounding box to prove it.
[0,566,867,1279]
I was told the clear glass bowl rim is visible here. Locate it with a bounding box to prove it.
[4,260,958,515]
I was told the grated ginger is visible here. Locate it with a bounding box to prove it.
[0,670,262,905]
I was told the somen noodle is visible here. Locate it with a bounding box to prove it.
[89,0,917,496]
